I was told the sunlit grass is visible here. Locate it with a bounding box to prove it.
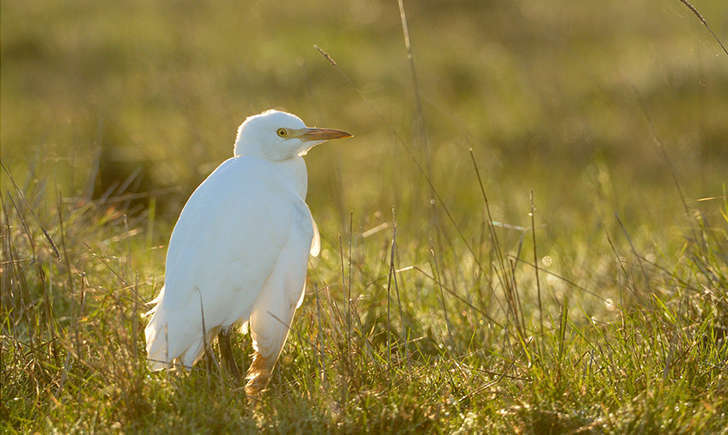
[2,0,728,432]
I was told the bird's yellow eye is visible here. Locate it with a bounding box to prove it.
[276,128,287,137]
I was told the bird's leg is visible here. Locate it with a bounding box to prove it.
[245,350,277,397]
[245,274,302,397]
[218,328,241,378]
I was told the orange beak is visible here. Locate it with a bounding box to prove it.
[299,127,353,142]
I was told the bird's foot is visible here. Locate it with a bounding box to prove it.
[245,351,272,398]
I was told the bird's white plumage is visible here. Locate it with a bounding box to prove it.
[145,156,314,368]
[144,110,348,381]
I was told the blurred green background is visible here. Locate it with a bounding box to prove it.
[3,1,728,430]
[2,0,727,277]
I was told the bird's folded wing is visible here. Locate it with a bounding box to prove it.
[308,209,320,257]
[159,158,312,345]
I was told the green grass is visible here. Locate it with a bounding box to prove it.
[2,0,728,432]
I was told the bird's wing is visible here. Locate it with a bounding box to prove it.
[145,157,313,367]
[247,197,313,362]
[309,211,320,257]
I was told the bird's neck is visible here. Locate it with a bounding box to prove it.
[277,157,308,199]
[251,156,307,199]
[233,142,308,198]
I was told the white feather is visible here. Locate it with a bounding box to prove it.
[144,109,350,381]
[145,154,312,369]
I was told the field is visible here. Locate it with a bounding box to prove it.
[2,0,728,432]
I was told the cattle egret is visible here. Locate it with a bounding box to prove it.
[144,110,351,396]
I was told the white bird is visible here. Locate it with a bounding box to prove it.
[144,109,351,395]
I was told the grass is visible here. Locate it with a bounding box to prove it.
[2,0,728,432]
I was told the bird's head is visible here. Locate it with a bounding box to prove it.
[233,110,352,160]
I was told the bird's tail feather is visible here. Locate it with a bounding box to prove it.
[145,286,171,370]
[145,285,210,370]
